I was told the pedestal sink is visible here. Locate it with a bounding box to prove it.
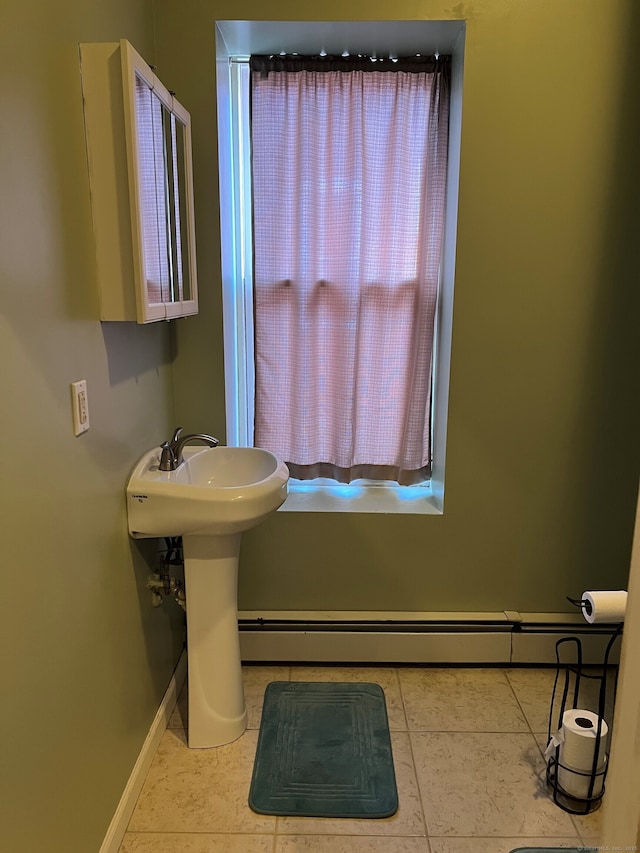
[127,445,289,748]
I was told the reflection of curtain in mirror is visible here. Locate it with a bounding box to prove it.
[134,76,170,304]
[169,115,184,302]
[251,57,450,484]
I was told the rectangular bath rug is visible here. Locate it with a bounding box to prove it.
[249,681,398,818]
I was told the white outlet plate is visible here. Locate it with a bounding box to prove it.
[71,380,90,435]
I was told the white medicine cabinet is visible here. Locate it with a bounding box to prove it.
[80,39,198,323]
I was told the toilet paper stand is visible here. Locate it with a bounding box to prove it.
[545,627,622,814]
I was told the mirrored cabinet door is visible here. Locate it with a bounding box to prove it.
[80,39,198,323]
[122,40,198,322]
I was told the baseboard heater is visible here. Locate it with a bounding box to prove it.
[237,611,622,666]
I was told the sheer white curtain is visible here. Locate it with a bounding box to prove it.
[251,56,450,485]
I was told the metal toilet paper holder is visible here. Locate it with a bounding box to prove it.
[545,623,622,814]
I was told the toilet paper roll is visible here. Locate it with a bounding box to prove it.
[558,757,607,800]
[557,709,608,799]
[581,590,627,624]
[560,709,609,767]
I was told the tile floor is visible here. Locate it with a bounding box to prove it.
[119,665,608,853]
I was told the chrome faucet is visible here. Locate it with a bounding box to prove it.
[159,427,219,471]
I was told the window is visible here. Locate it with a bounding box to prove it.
[216,22,464,512]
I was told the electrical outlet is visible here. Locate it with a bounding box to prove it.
[71,380,90,435]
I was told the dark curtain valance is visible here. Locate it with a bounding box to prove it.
[250,53,451,77]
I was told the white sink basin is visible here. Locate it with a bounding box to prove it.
[127,445,289,537]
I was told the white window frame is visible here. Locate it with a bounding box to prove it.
[215,21,465,513]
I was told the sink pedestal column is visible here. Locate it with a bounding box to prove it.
[182,534,247,748]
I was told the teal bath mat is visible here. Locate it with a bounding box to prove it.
[249,681,398,818]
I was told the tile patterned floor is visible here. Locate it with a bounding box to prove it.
[119,666,605,852]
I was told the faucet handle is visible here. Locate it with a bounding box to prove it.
[159,441,176,471]
[170,427,183,446]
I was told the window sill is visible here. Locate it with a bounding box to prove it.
[277,479,443,514]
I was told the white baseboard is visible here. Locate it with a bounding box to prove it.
[238,611,622,666]
[100,649,187,853]
[511,628,622,664]
[240,629,513,663]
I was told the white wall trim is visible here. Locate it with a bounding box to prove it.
[238,611,622,665]
[601,490,640,847]
[99,649,187,853]
[238,609,586,622]
[240,630,513,663]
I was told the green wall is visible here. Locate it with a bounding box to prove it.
[155,0,640,613]
[1,1,186,851]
